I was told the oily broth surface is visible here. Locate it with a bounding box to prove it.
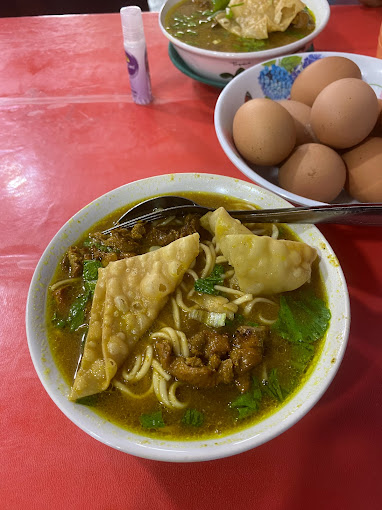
[46,191,326,440]
[165,0,315,53]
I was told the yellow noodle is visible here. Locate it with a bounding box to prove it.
[166,327,181,356]
[186,268,199,281]
[271,224,279,239]
[168,381,187,409]
[199,243,214,278]
[133,345,154,381]
[171,297,181,330]
[151,359,171,381]
[175,287,195,312]
[113,380,154,399]
[151,327,190,357]
[151,328,181,355]
[206,240,216,259]
[122,353,142,381]
[177,331,189,357]
[153,369,162,403]
[258,314,278,325]
[243,297,278,316]
[214,285,244,296]
[223,269,235,279]
[159,376,172,408]
[232,294,254,305]
[50,277,81,292]
[153,370,172,408]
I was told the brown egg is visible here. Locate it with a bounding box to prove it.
[342,137,382,202]
[290,56,362,107]
[278,100,316,146]
[310,78,379,149]
[371,99,382,136]
[278,143,346,202]
[232,98,296,166]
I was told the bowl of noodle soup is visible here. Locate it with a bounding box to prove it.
[159,0,330,86]
[26,173,349,462]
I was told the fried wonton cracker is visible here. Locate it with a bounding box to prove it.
[70,232,200,400]
[201,208,316,296]
[215,0,305,40]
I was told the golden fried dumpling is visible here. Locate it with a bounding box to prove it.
[215,0,305,40]
[201,208,317,296]
[69,232,200,400]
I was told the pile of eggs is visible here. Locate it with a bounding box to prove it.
[232,56,382,203]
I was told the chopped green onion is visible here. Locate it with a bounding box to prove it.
[189,309,226,328]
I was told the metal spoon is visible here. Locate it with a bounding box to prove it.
[115,196,197,224]
[102,195,382,234]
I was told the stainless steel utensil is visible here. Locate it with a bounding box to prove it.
[102,196,382,234]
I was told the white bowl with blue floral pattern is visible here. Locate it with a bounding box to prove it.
[215,51,382,206]
[159,0,330,86]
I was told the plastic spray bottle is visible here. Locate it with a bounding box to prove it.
[120,6,153,105]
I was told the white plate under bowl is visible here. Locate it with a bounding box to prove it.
[26,173,350,462]
[215,52,382,206]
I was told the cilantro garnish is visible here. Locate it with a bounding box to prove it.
[291,342,315,373]
[181,408,205,427]
[75,394,99,407]
[230,377,263,419]
[140,411,165,429]
[67,292,90,331]
[83,259,102,281]
[51,311,66,329]
[83,259,102,294]
[272,293,331,345]
[194,264,225,295]
[52,258,102,331]
[262,368,285,402]
[83,238,115,253]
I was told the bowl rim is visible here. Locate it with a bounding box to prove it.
[214,51,382,207]
[158,0,330,60]
[26,173,350,462]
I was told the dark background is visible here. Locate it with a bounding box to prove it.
[0,1,150,17]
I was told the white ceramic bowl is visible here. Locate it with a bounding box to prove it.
[215,51,382,206]
[159,0,330,86]
[26,173,350,462]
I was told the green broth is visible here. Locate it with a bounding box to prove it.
[46,191,328,440]
[165,0,315,53]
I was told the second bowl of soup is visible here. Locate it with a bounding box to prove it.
[159,0,330,86]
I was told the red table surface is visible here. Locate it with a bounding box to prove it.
[1,6,382,510]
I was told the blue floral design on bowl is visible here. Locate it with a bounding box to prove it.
[258,53,322,99]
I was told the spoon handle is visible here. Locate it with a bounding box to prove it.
[103,203,382,233]
[232,204,382,225]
